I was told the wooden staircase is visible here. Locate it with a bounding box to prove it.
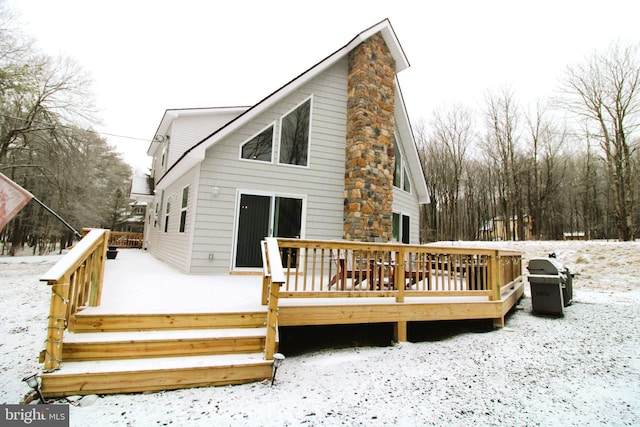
[40,310,273,397]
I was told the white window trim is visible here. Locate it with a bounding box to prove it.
[238,122,276,164]
[179,185,189,233]
[392,211,411,244]
[276,95,313,169]
[153,201,159,228]
[393,132,412,194]
[164,197,171,233]
[230,189,307,271]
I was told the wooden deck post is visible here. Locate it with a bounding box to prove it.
[263,237,285,361]
[395,249,405,303]
[393,321,407,342]
[44,278,70,372]
[489,251,501,301]
[264,281,281,360]
[260,240,271,306]
[490,250,505,328]
[88,231,108,307]
[261,275,271,306]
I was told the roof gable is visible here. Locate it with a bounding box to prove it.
[153,19,427,203]
[156,19,409,188]
[148,106,249,156]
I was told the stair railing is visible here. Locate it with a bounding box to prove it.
[261,237,285,360]
[39,229,110,371]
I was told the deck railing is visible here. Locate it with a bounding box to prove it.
[265,238,522,303]
[82,229,143,248]
[261,238,286,360]
[39,229,110,371]
[109,231,143,248]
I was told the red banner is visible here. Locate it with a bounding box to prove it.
[0,172,33,231]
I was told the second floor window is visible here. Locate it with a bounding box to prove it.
[241,125,273,162]
[393,139,411,193]
[279,98,311,166]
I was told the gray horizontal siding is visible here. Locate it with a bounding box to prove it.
[146,167,197,273]
[168,112,242,168]
[190,58,349,273]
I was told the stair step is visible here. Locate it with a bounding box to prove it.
[62,328,267,361]
[72,311,267,332]
[41,353,273,397]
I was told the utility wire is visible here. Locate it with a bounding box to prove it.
[0,113,150,142]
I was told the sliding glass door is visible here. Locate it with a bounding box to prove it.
[234,193,303,268]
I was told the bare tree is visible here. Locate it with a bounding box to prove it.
[414,119,441,241]
[561,42,640,240]
[524,102,569,239]
[0,54,96,162]
[428,104,475,240]
[482,87,528,240]
[0,4,127,254]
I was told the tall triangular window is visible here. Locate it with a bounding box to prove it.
[279,98,311,166]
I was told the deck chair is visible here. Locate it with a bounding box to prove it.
[404,252,431,289]
[329,250,369,290]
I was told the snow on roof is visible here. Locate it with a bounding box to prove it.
[130,175,152,196]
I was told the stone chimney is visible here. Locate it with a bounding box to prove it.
[343,33,396,242]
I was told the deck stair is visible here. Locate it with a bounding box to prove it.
[40,310,273,397]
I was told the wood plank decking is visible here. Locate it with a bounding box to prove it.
[38,239,524,397]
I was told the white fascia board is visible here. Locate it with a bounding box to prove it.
[154,153,201,191]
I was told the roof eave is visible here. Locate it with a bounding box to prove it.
[394,81,429,205]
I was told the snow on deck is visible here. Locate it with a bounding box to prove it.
[63,328,267,343]
[81,249,266,314]
[81,249,497,316]
[44,353,268,375]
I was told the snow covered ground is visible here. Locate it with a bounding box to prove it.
[1,240,639,426]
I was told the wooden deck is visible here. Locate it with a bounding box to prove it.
[36,231,524,397]
[272,238,525,339]
[88,248,522,326]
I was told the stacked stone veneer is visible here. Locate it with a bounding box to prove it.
[343,33,396,242]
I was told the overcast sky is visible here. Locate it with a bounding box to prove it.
[7,0,639,173]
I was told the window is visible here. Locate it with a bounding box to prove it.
[164,201,170,233]
[394,139,402,188]
[161,140,169,167]
[179,186,189,233]
[241,125,273,162]
[153,202,159,228]
[393,139,411,193]
[393,212,410,244]
[403,168,411,192]
[273,197,302,238]
[279,98,311,166]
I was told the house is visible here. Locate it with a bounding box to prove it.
[141,19,429,274]
[563,231,585,241]
[116,175,154,234]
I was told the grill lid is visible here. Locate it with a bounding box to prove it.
[527,257,566,275]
